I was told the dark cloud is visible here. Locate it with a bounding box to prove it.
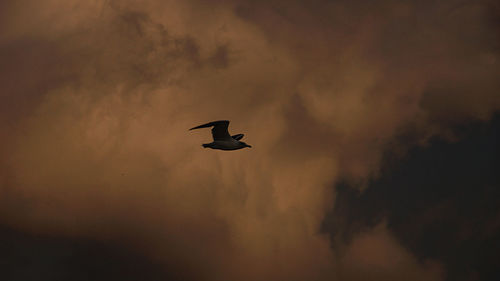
[0,225,184,281]
[323,115,500,281]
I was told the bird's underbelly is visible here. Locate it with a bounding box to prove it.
[212,140,243,150]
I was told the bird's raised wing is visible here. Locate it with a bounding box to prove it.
[189,120,231,141]
[232,134,244,140]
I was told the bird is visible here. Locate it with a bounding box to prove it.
[189,120,252,150]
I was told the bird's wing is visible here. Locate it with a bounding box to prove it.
[231,134,244,140]
[189,120,231,141]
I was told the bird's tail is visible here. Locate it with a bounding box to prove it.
[202,143,210,148]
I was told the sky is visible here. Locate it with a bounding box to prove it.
[0,0,499,280]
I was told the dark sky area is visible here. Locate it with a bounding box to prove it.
[323,114,500,281]
[1,0,499,280]
[0,225,176,281]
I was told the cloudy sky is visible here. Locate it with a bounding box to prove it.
[1,0,499,280]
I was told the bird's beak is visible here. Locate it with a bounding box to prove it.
[247,144,252,148]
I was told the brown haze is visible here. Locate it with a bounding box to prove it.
[0,0,499,280]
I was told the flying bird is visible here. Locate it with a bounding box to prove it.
[189,120,252,150]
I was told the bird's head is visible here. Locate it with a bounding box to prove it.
[240,141,252,148]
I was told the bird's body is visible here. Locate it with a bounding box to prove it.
[203,138,246,150]
[190,120,251,151]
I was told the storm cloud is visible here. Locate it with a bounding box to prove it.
[1,0,499,280]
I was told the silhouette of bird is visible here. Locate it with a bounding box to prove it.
[189,120,252,150]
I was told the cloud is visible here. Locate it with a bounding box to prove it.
[0,0,498,280]
[338,222,445,281]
